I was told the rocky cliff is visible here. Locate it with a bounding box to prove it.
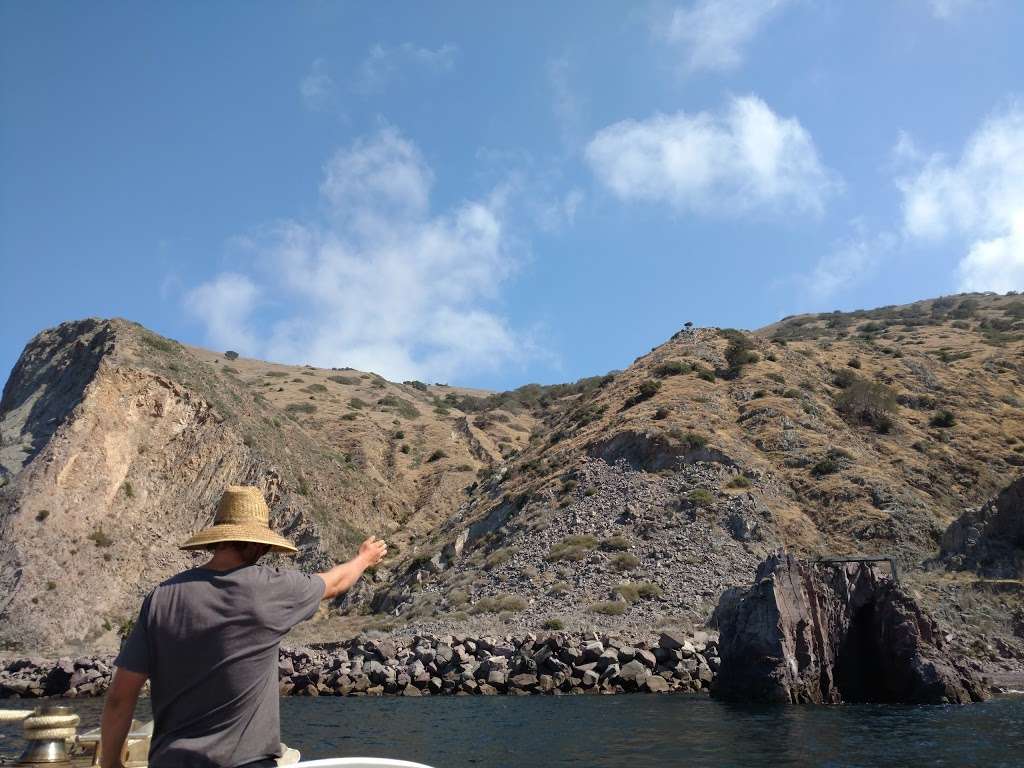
[0,319,524,652]
[2,293,1024,665]
[941,476,1024,578]
[713,553,987,704]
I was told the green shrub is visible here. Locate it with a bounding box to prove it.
[377,395,420,419]
[328,374,359,385]
[140,332,179,354]
[286,402,317,415]
[622,378,663,409]
[834,377,897,433]
[266,371,289,378]
[930,409,956,428]
[591,600,628,616]
[484,548,514,571]
[302,383,328,393]
[687,488,714,506]
[547,581,572,596]
[610,553,641,572]
[35,509,50,522]
[349,398,368,410]
[546,535,598,562]
[614,581,663,603]
[783,388,802,399]
[654,360,692,378]
[719,329,759,378]
[811,459,840,477]
[637,379,661,400]
[542,618,565,630]
[653,407,670,420]
[400,444,410,454]
[224,350,239,360]
[88,527,114,547]
[694,366,716,382]
[847,357,861,369]
[600,535,630,551]
[448,588,468,607]
[122,481,135,498]
[427,449,448,462]
[727,475,752,489]
[470,594,527,614]
[404,380,429,392]
[833,369,858,389]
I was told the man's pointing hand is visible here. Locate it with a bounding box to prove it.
[358,535,388,567]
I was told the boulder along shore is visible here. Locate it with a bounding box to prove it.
[0,630,718,699]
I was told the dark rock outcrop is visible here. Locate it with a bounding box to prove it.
[713,553,987,704]
[941,476,1024,578]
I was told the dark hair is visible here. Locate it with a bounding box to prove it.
[209,541,267,553]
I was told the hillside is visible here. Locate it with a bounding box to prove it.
[0,318,534,650]
[1,294,1022,669]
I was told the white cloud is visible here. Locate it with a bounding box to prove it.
[929,0,978,19]
[958,212,1024,292]
[897,103,1024,291]
[299,58,334,111]
[356,43,457,94]
[184,273,261,353]
[803,230,895,302]
[320,128,433,233]
[664,0,793,72]
[585,95,836,216]
[186,128,529,382]
[548,55,584,147]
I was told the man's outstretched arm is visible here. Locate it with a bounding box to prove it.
[316,535,387,600]
[100,667,147,768]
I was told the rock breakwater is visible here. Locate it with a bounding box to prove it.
[1,631,719,698]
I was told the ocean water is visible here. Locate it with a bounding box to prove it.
[2,695,1022,768]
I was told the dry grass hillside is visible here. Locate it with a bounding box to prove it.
[0,318,534,651]
[1,293,1022,666]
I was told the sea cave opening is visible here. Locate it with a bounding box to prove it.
[836,600,891,703]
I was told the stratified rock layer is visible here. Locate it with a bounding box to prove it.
[713,553,987,704]
[941,475,1024,578]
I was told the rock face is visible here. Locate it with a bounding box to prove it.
[713,553,987,704]
[0,320,340,652]
[941,475,1024,578]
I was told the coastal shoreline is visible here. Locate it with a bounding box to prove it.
[1,631,717,699]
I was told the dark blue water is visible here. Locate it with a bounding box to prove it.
[2,696,1023,767]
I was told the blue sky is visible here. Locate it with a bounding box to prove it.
[2,1,1023,391]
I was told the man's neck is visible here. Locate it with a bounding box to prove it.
[202,551,250,572]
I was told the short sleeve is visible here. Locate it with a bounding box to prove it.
[257,567,326,634]
[114,595,152,675]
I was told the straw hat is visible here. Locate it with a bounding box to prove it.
[180,485,298,554]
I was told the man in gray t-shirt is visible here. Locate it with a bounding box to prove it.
[99,486,387,768]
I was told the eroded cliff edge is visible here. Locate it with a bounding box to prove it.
[713,553,987,704]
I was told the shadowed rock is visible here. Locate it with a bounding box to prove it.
[713,553,987,704]
[941,475,1024,578]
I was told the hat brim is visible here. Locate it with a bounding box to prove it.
[180,523,299,555]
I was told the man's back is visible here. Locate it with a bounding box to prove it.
[116,564,324,768]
